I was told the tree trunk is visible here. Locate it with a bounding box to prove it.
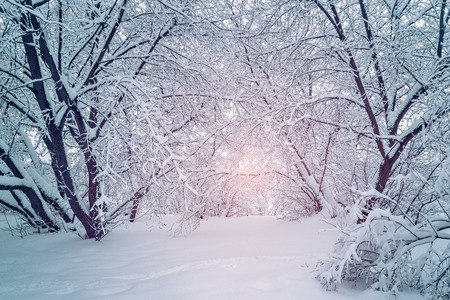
[358,157,394,223]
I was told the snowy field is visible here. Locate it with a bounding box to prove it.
[0,214,425,300]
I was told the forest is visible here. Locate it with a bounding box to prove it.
[0,0,449,298]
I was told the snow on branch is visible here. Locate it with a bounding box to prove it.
[318,208,450,298]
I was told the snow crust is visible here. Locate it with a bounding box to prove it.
[0,214,425,300]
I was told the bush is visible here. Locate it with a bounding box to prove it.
[318,209,450,299]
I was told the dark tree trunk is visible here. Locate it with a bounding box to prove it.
[129,186,151,222]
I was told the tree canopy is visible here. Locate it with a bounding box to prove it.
[1,0,449,296]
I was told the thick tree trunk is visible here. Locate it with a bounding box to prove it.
[49,137,97,239]
[19,8,101,239]
[358,157,394,223]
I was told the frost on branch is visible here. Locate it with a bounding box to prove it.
[318,209,450,299]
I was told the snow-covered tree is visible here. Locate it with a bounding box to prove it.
[307,0,450,297]
[0,0,221,239]
[1,4,448,299]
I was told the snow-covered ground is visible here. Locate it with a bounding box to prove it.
[0,214,425,300]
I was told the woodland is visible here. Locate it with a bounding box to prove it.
[0,0,449,298]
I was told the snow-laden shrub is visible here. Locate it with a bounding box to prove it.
[318,209,450,299]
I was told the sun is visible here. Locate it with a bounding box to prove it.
[230,141,277,196]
